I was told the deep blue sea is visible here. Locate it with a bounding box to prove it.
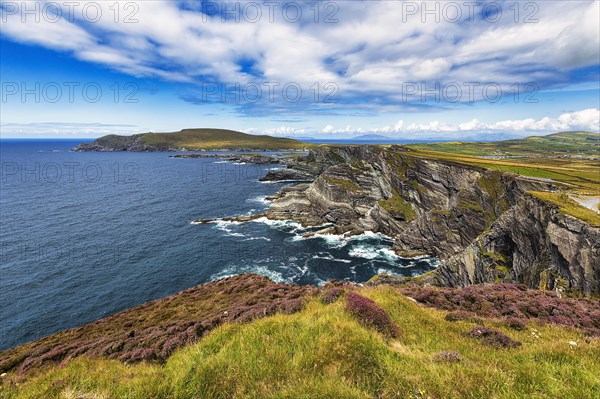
[0,140,436,350]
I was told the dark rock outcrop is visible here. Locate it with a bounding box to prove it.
[259,168,314,182]
[171,153,281,164]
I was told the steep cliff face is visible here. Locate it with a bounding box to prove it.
[265,145,600,295]
[439,194,600,295]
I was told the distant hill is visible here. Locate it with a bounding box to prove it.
[73,129,309,152]
[408,131,600,158]
[352,134,393,141]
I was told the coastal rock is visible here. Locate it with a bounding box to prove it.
[259,168,314,182]
[264,145,600,295]
[438,194,600,295]
[171,153,281,164]
[192,214,266,224]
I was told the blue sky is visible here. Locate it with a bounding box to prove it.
[0,0,599,139]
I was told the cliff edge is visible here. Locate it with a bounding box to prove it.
[263,145,600,295]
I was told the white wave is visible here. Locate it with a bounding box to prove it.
[190,218,243,227]
[210,264,286,284]
[375,268,402,277]
[311,253,352,264]
[228,232,246,237]
[258,179,301,184]
[350,231,392,242]
[213,220,248,237]
[291,230,390,249]
[251,217,303,231]
[348,244,400,262]
[313,233,350,248]
[246,196,272,204]
[242,236,271,241]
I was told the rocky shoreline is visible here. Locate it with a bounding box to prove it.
[230,145,600,296]
[170,153,282,164]
[73,143,305,152]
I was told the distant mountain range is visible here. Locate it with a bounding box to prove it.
[351,134,393,140]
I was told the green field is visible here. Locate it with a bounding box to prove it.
[402,131,600,224]
[408,131,600,158]
[407,149,600,194]
[402,132,599,195]
[2,286,598,399]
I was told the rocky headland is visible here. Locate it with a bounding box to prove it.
[255,145,600,296]
[72,129,309,152]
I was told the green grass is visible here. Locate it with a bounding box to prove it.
[3,286,599,399]
[408,131,600,158]
[528,191,600,227]
[379,194,416,221]
[94,129,310,150]
[407,149,600,195]
[405,131,600,195]
[322,176,362,192]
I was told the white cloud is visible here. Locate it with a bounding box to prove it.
[4,109,597,139]
[313,108,600,138]
[322,125,334,133]
[244,125,306,136]
[1,0,598,109]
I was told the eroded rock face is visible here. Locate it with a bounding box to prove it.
[265,145,600,295]
[439,195,600,295]
[265,145,546,253]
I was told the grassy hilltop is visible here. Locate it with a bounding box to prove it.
[1,276,599,398]
[77,129,309,151]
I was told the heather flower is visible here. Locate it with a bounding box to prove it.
[346,292,399,338]
[469,326,521,348]
[322,287,345,304]
[399,283,600,336]
[445,311,483,324]
[505,317,527,331]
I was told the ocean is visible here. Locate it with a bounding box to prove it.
[0,139,437,349]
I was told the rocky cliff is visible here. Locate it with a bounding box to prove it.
[440,194,600,295]
[264,145,600,295]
